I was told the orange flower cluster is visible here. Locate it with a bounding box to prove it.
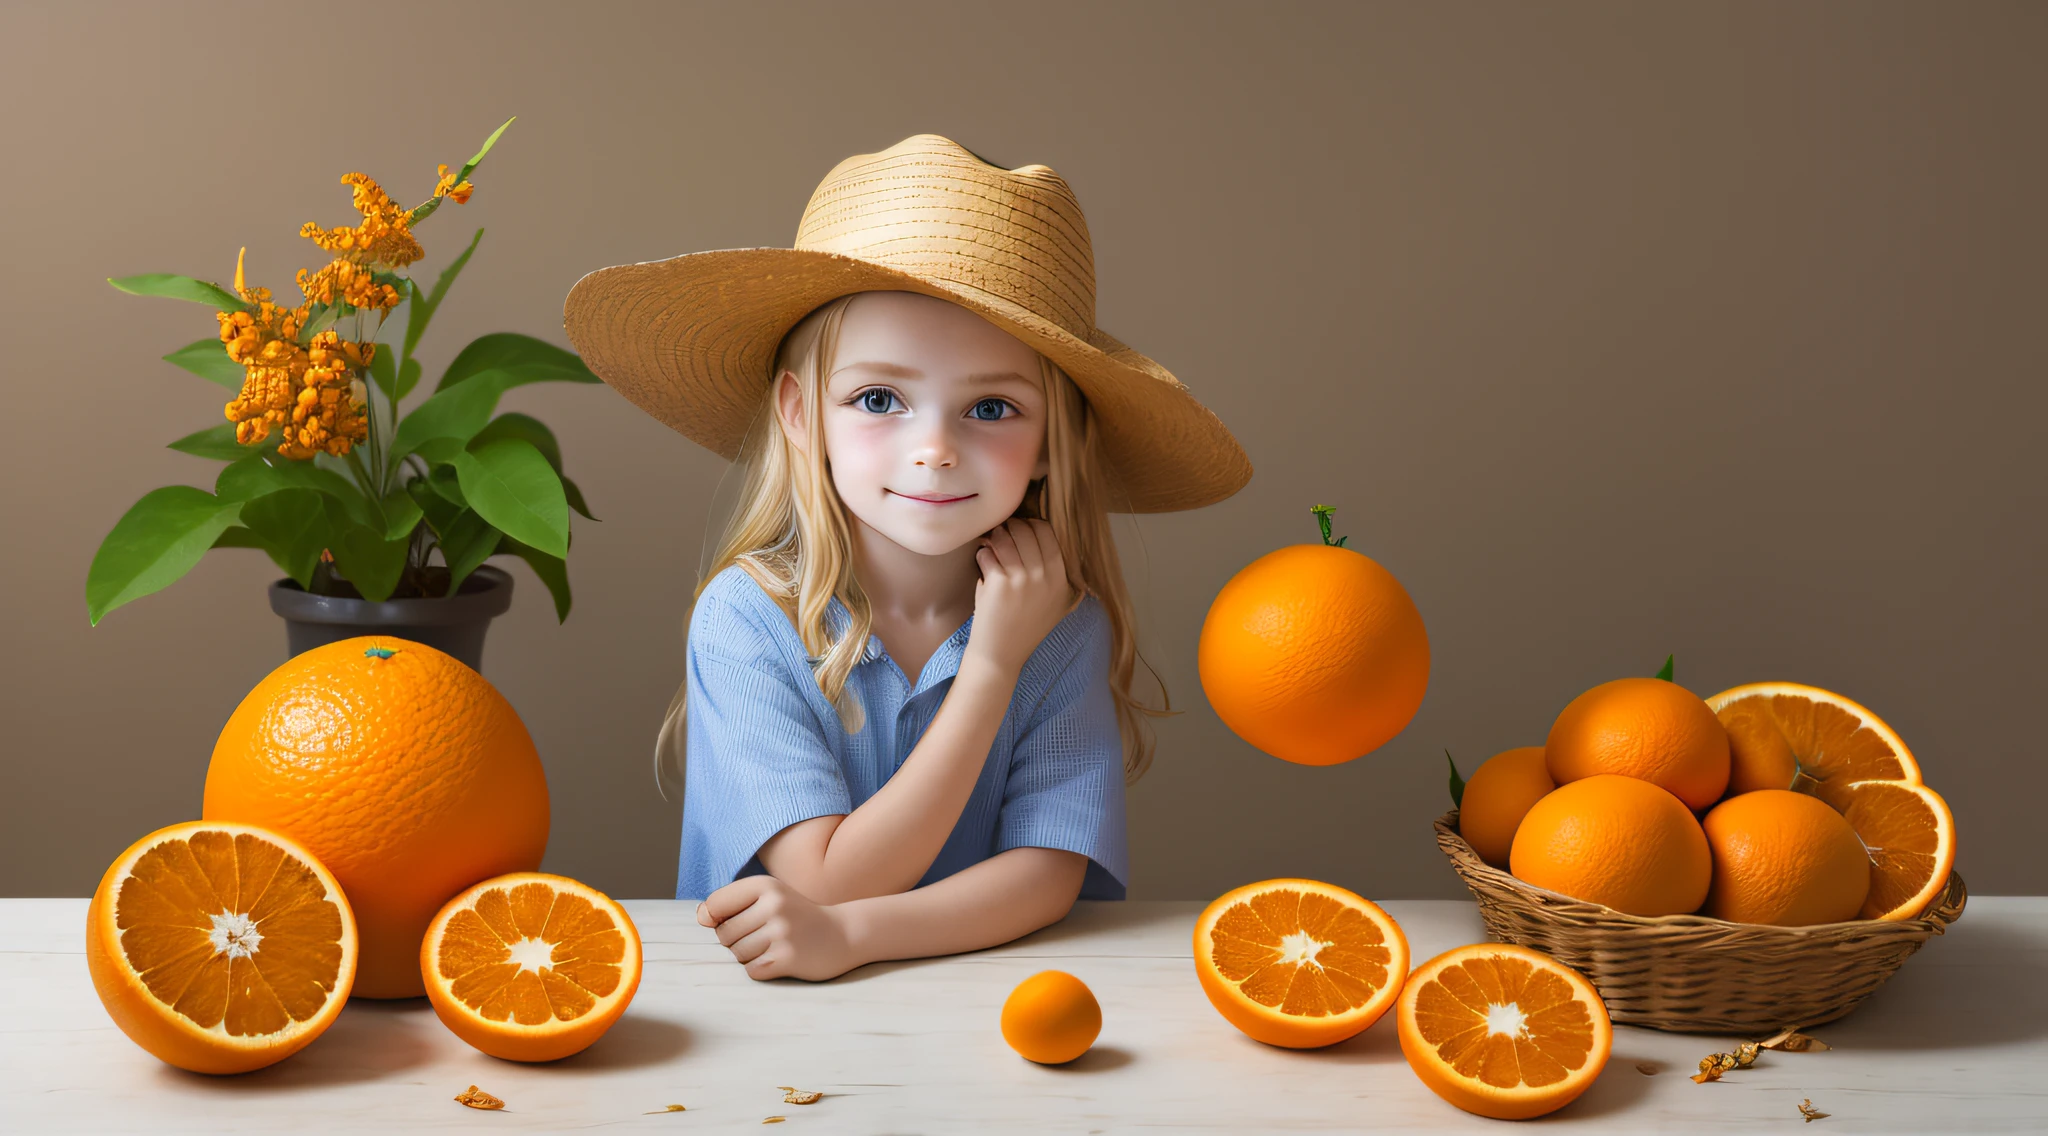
[434,163,475,204]
[295,172,418,311]
[220,250,370,459]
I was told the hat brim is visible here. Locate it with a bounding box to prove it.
[561,247,1250,514]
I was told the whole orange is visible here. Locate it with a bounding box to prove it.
[1545,677,1730,810]
[1198,543,1429,765]
[1457,747,1555,867]
[1701,790,1870,925]
[204,636,550,998]
[1000,970,1101,1064]
[1510,774,1712,916]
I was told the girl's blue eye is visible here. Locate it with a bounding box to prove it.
[971,398,1013,421]
[858,388,898,414]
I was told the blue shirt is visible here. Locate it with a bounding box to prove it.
[675,563,1130,902]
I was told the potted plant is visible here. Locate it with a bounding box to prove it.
[86,118,600,671]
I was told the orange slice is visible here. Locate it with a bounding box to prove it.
[1193,878,1409,1048]
[85,821,357,1074]
[1398,943,1612,1120]
[1705,682,1922,806]
[1837,779,1956,920]
[421,872,642,1062]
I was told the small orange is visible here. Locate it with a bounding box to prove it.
[1705,682,1923,808]
[1510,774,1712,916]
[1457,747,1555,867]
[1193,878,1409,1048]
[86,821,357,1074]
[1198,525,1430,766]
[1837,779,1956,921]
[421,872,642,1062]
[1545,677,1730,810]
[999,970,1102,1065]
[1398,943,1612,1120]
[1702,789,1870,925]
[205,636,550,998]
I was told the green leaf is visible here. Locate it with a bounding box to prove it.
[215,454,376,531]
[86,487,243,624]
[437,509,502,595]
[211,525,298,580]
[379,488,424,542]
[562,474,599,522]
[404,228,483,361]
[498,535,571,622]
[1446,749,1466,809]
[459,116,516,182]
[238,488,332,589]
[437,332,600,392]
[108,273,244,310]
[429,463,468,506]
[1655,654,1674,682]
[391,371,510,459]
[453,438,568,558]
[322,499,409,603]
[471,412,562,471]
[408,477,462,532]
[300,301,341,341]
[408,435,465,466]
[164,339,244,390]
[396,356,423,402]
[169,422,267,462]
[369,344,398,399]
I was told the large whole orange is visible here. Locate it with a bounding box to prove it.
[1701,790,1870,925]
[205,636,549,998]
[1545,677,1730,810]
[1510,774,1712,916]
[1198,544,1429,765]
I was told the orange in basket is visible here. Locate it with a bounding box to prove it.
[1193,878,1409,1048]
[1398,943,1612,1120]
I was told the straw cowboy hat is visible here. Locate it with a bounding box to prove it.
[561,133,1250,514]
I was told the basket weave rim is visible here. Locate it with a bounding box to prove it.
[1435,808,1967,935]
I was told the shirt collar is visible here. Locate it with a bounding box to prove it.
[825,594,975,695]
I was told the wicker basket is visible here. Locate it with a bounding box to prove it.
[1435,808,1966,1033]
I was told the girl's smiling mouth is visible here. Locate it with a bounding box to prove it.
[889,490,977,504]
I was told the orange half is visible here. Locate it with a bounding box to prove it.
[1705,682,1922,806]
[1838,779,1956,920]
[1193,878,1409,1048]
[421,872,642,1062]
[1398,943,1612,1120]
[85,821,357,1074]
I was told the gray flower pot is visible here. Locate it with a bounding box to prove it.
[268,565,514,673]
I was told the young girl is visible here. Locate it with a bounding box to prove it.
[562,134,1250,981]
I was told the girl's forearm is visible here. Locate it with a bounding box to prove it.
[804,652,1019,902]
[838,846,1088,966]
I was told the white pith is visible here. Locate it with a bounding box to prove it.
[506,937,555,973]
[1276,930,1329,967]
[207,911,263,959]
[1486,1001,1529,1037]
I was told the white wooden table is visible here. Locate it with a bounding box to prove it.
[5,897,2043,1132]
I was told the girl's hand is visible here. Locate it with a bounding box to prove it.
[697,876,862,981]
[968,518,1081,676]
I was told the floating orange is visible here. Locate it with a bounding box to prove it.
[421,872,642,1062]
[1398,943,1612,1120]
[205,636,550,998]
[1197,533,1429,766]
[85,821,357,1074]
[1192,878,1409,1048]
[1000,970,1102,1064]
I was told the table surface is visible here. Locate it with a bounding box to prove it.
[6,896,2044,1133]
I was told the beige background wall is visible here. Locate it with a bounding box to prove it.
[4,1,2041,901]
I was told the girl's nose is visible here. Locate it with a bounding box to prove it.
[909,421,959,468]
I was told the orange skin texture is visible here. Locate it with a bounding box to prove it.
[1701,790,1871,925]
[1192,879,1410,1049]
[1397,944,1612,1121]
[1715,698,1802,795]
[1198,544,1430,766]
[85,822,358,1075]
[1457,747,1555,867]
[1545,678,1731,810]
[1000,970,1102,1064]
[1510,775,1712,916]
[421,873,643,1062]
[204,636,550,998]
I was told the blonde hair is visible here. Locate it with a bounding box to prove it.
[653,291,1170,799]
